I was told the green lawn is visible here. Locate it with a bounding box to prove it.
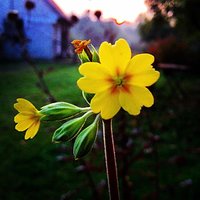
[0,61,200,199]
[0,62,94,200]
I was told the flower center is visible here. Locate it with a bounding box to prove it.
[115,77,124,86]
[108,72,133,94]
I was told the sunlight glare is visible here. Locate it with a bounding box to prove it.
[53,0,147,23]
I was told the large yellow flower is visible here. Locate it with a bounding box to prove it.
[77,38,160,119]
[14,98,42,140]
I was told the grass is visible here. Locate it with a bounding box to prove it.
[0,61,90,200]
[0,61,200,199]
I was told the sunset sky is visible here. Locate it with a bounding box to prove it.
[53,0,148,23]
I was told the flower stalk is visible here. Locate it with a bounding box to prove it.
[102,119,120,200]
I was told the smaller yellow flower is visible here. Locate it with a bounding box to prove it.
[71,39,91,54]
[14,98,42,140]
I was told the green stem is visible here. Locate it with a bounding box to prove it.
[102,119,120,200]
[80,107,91,112]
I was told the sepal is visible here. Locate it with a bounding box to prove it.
[73,116,99,159]
[40,102,89,121]
[82,91,94,105]
[91,45,100,62]
[78,50,90,63]
[52,111,92,142]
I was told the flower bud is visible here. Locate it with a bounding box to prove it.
[91,44,100,62]
[40,102,90,121]
[78,50,90,63]
[52,111,93,142]
[73,116,99,159]
[71,39,99,63]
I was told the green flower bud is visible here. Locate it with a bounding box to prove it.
[78,51,90,63]
[52,111,93,142]
[73,116,99,159]
[91,45,100,63]
[77,44,99,63]
[40,102,90,121]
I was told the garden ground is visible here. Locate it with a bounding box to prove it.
[0,61,200,199]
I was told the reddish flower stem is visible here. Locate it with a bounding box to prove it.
[81,42,120,199]
[102,119,120,200]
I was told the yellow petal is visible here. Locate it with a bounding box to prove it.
[99,41,114,72]
[129,70,160,86]
[119,86,154,115]
[14,113,33,123]
[79,62,110,79]
[112,38,131,74]
[14,98,37,113]
[15,118,35,131]
[99,38,131,76]
[131,86,154,107]
[119,89,142,115]
[91,91,121,119]
[126,54,155,74]
[77,77,111,93]
[24,121,40,140]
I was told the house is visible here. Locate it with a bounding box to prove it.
[70,11,143,53]
[0,0,74,60]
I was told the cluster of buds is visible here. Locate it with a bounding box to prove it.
[40,102,99,159]
[71,39,99,63]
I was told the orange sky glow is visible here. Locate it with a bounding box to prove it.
[53,0,148,24]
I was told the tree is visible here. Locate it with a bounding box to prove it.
[140,0,200,40]
[139,12,173,41]
[139,0,200,67]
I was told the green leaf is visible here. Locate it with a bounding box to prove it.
[52,111,92,142]
[73,117,99,159]
[40,102,89,121]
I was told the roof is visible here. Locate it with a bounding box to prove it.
[46,0,66,18]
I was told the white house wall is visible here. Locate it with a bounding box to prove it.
[0,2,9,33]
[0,0,63,59]
[26,22,55,59]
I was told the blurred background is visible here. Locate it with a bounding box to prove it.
[0,0,199,199]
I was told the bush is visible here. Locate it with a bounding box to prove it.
[147,36,188,65]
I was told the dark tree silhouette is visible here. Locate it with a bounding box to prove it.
[139,0,200,68]
[94,10,102,20]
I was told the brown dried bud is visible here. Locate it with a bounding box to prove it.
[71,39,91,54]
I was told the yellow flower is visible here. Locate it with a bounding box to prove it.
[77,38,160,119]
[14,98,42,140]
